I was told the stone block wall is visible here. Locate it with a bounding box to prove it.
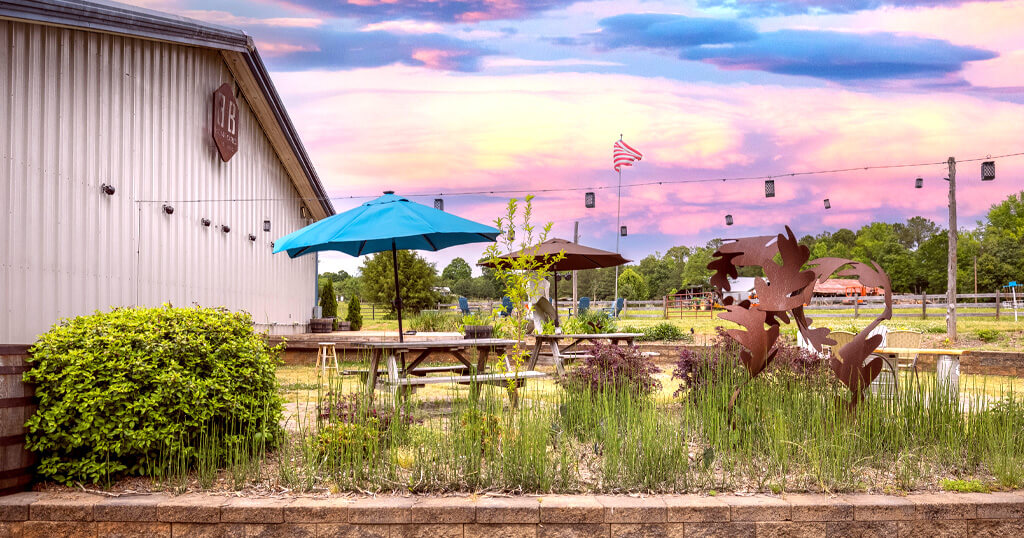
[1,491,1022,537]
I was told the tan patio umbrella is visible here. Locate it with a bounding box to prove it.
[480,238,631,323]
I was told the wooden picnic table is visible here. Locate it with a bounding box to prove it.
[356,338,546,397]
[529,333,643,376]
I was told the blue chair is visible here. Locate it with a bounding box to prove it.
[604,297,624,318]
[500,296,514,317]
[458,296,471,315]
[578,297,590,315]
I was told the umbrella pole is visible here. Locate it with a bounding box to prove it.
[553,272,559,326]
[392,241,404,343]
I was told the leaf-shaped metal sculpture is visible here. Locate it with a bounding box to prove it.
[708,227,893,410]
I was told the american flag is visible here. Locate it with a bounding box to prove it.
[613,139,643,172]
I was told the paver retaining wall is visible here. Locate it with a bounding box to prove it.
[1,491,1022,537]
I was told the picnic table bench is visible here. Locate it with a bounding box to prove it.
[529,333,642,376]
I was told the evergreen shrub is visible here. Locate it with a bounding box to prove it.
[24,305,283,484]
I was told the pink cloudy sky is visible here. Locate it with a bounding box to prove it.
[129,0,1024,275]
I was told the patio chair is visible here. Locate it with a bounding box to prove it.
[458,296,471,315]
[577,296,590,315]
[604,297,625,318]
[500,296,514,317]
[886,329,923,384]
[829,330,896,398]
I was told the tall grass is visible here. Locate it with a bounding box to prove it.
[152,346,1024,494]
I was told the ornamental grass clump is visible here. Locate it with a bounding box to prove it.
[25,305,283,485]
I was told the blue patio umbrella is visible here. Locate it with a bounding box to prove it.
[274,191,499,341]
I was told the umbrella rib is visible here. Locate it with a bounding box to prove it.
[422,234,438,251]
[356,240,367,256]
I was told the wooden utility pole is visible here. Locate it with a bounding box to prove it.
[974,255,978,295]
[572,221,579,314]
[947,157,957,340]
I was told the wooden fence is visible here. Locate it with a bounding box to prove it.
[419,291,1022,321]
[803,292,1020,319]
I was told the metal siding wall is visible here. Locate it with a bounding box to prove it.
[0,20,316,344]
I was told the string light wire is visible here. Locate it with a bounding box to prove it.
[136,150,1024,204]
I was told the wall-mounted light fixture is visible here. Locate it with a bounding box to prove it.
[248,233,257,242]
[271,241,275,249]
[201,218,211,227]
[100,184,116,196]
[263,219,271,232]
[221,225,231,233]
[162,204,174,215]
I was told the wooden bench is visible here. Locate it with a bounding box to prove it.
[343,365,470,381]
[384,370,549,387]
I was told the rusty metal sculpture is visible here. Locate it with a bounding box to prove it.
[708,226,893,408]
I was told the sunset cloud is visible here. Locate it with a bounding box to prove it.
[274,0,579,22]
[700,0,1005,16]
[590,14,997,82]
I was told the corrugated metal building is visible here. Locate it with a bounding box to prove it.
[0,0,335,345]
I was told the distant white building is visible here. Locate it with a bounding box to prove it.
[1,0,335,344]
[721,277,758,303]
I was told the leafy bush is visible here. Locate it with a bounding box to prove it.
[672,328,830,397]
[409,310,461,332]
[563,309,617,334]
[562,343,661,395]
[926,325,946,334]
[25,306,283,485]
[976,329,1000,343]
[623,322,694,342]
[346,296,363,331]
[319,280,338,318]
[940,478,989,493]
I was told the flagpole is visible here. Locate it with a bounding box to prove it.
[614,135,622,307]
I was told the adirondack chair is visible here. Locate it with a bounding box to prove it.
[577,297,590,315]
[604,297,625,318]
[500,296,514,317]
[458,296,471,315]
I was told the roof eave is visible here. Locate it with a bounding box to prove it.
[0,0,335,218]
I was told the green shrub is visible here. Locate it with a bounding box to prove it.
[976,329,1000,343]
[319,280,338,318]
[346,297,363,331]
[623,322,693,342]
[409,310,461,332]
[24,305,283,485]
[563,310,616,334]
[926,325,946,334]
[940,478,989,493]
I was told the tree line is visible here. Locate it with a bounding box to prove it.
[321,191,1024,307]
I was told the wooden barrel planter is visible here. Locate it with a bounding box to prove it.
[464,325,493,339]
[0,345,35,496]
[309,318,334,333]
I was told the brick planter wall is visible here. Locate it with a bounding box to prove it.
[1,491,1022,537]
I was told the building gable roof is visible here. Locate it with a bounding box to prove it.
[0,0,335,219]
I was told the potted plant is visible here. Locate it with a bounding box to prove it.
[311,280,338,333]
[461,312,494,339]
